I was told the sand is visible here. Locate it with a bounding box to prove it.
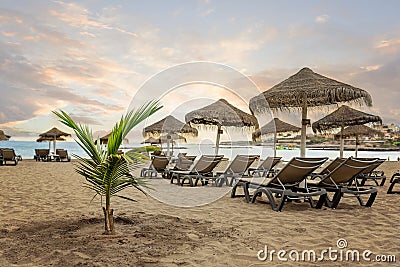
[0,160,399,266]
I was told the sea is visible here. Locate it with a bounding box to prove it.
[1,141,400,161]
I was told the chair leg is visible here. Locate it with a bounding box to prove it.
[379,177,386,186]
[365,191,377,207]
[387,179,400,194]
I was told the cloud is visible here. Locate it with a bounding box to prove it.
[315,14,329,24]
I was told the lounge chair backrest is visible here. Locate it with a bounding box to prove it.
[37,149,50,157]
[269,157,328,187]
[174,155,196,170]
[320,157,378,185]
[358,158,385,175]
[57,149,68,157]
[191,155,224,174]
[151,156,169,171]
[319,157,346,175]
[227,155,259,174]
[257,157,282,172]
[1,148,16,160]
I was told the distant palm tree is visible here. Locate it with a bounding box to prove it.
[54,100,162,234]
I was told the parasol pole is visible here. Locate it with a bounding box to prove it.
[215,123,222,155]
[300,95,308,157]
[273,131,277,157]
[166,134,171,157]
[355,134,359,158]
[339,124,344,158]
[53,136,56,155]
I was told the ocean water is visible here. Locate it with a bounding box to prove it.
[1,141,400,161]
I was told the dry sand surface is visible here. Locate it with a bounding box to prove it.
[0,160,399,266]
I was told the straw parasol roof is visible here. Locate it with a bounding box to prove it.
[39,127,71,138]
[143,115,198,136]
[141,137,161,144]
[97,132,129,145]
[0,130,11,141]
[36,136,66,142]
[249,67,372,113]
[312,105,382,133]
[248,67,373,157]
[160,133,186,143]
[185,99,258,128]
[253,118,300,140]
[334,125,384,139]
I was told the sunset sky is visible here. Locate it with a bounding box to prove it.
[0,0,399,141]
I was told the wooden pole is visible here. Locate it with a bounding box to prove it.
[355,134,359,158]
[215,124,222,155]
[300,96,307,157]
[340,124,344,158]
[273,131,277,157]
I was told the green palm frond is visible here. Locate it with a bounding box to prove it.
[53,100,162,205]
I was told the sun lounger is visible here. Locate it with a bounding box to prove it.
[354,158,386,186]
[170,155,224,186]
[387,173,400,194]
[55,149,71,162]
[164,155,196,179]
[215,155,260,186]
[0,148,20,166]
[34,149,50,161]
[307,157,379,208]
[140,155,170,178]
[247,156,282,177]
[231,157,328,211]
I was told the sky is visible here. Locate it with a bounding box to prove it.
[0,0,399,141]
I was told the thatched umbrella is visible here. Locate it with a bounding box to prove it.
[143,115,198,136]
[249,67,373,157]
[252,118,301,157]
[97,132,129,145]
[0,130,11,141]
[185,99,259,154]
[141,137,161,145]
[333,125,384,157]
[312,105,382,157]
[39,127,71,154]
[143,115,198,156]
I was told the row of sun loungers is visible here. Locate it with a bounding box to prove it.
[140,154,393,211]
[34,149,71,162]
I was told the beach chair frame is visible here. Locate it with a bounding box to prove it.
[387,173,400,194]
[140,155,170,178]
[308,157,379,208]
[231,157,328,211]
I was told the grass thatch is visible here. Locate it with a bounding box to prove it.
[185,99,258,128]
[0,130,10,141]
[37,136,66,142]
[252,118,300,140]
[312,105,382,133]
[334,125,384,139]
[39,127,71,138]
[143,115,198,136]
[249,67,373,114]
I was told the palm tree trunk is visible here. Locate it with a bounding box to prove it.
[103,193,115,234]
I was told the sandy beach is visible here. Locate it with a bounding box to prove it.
[0,160,399,266]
